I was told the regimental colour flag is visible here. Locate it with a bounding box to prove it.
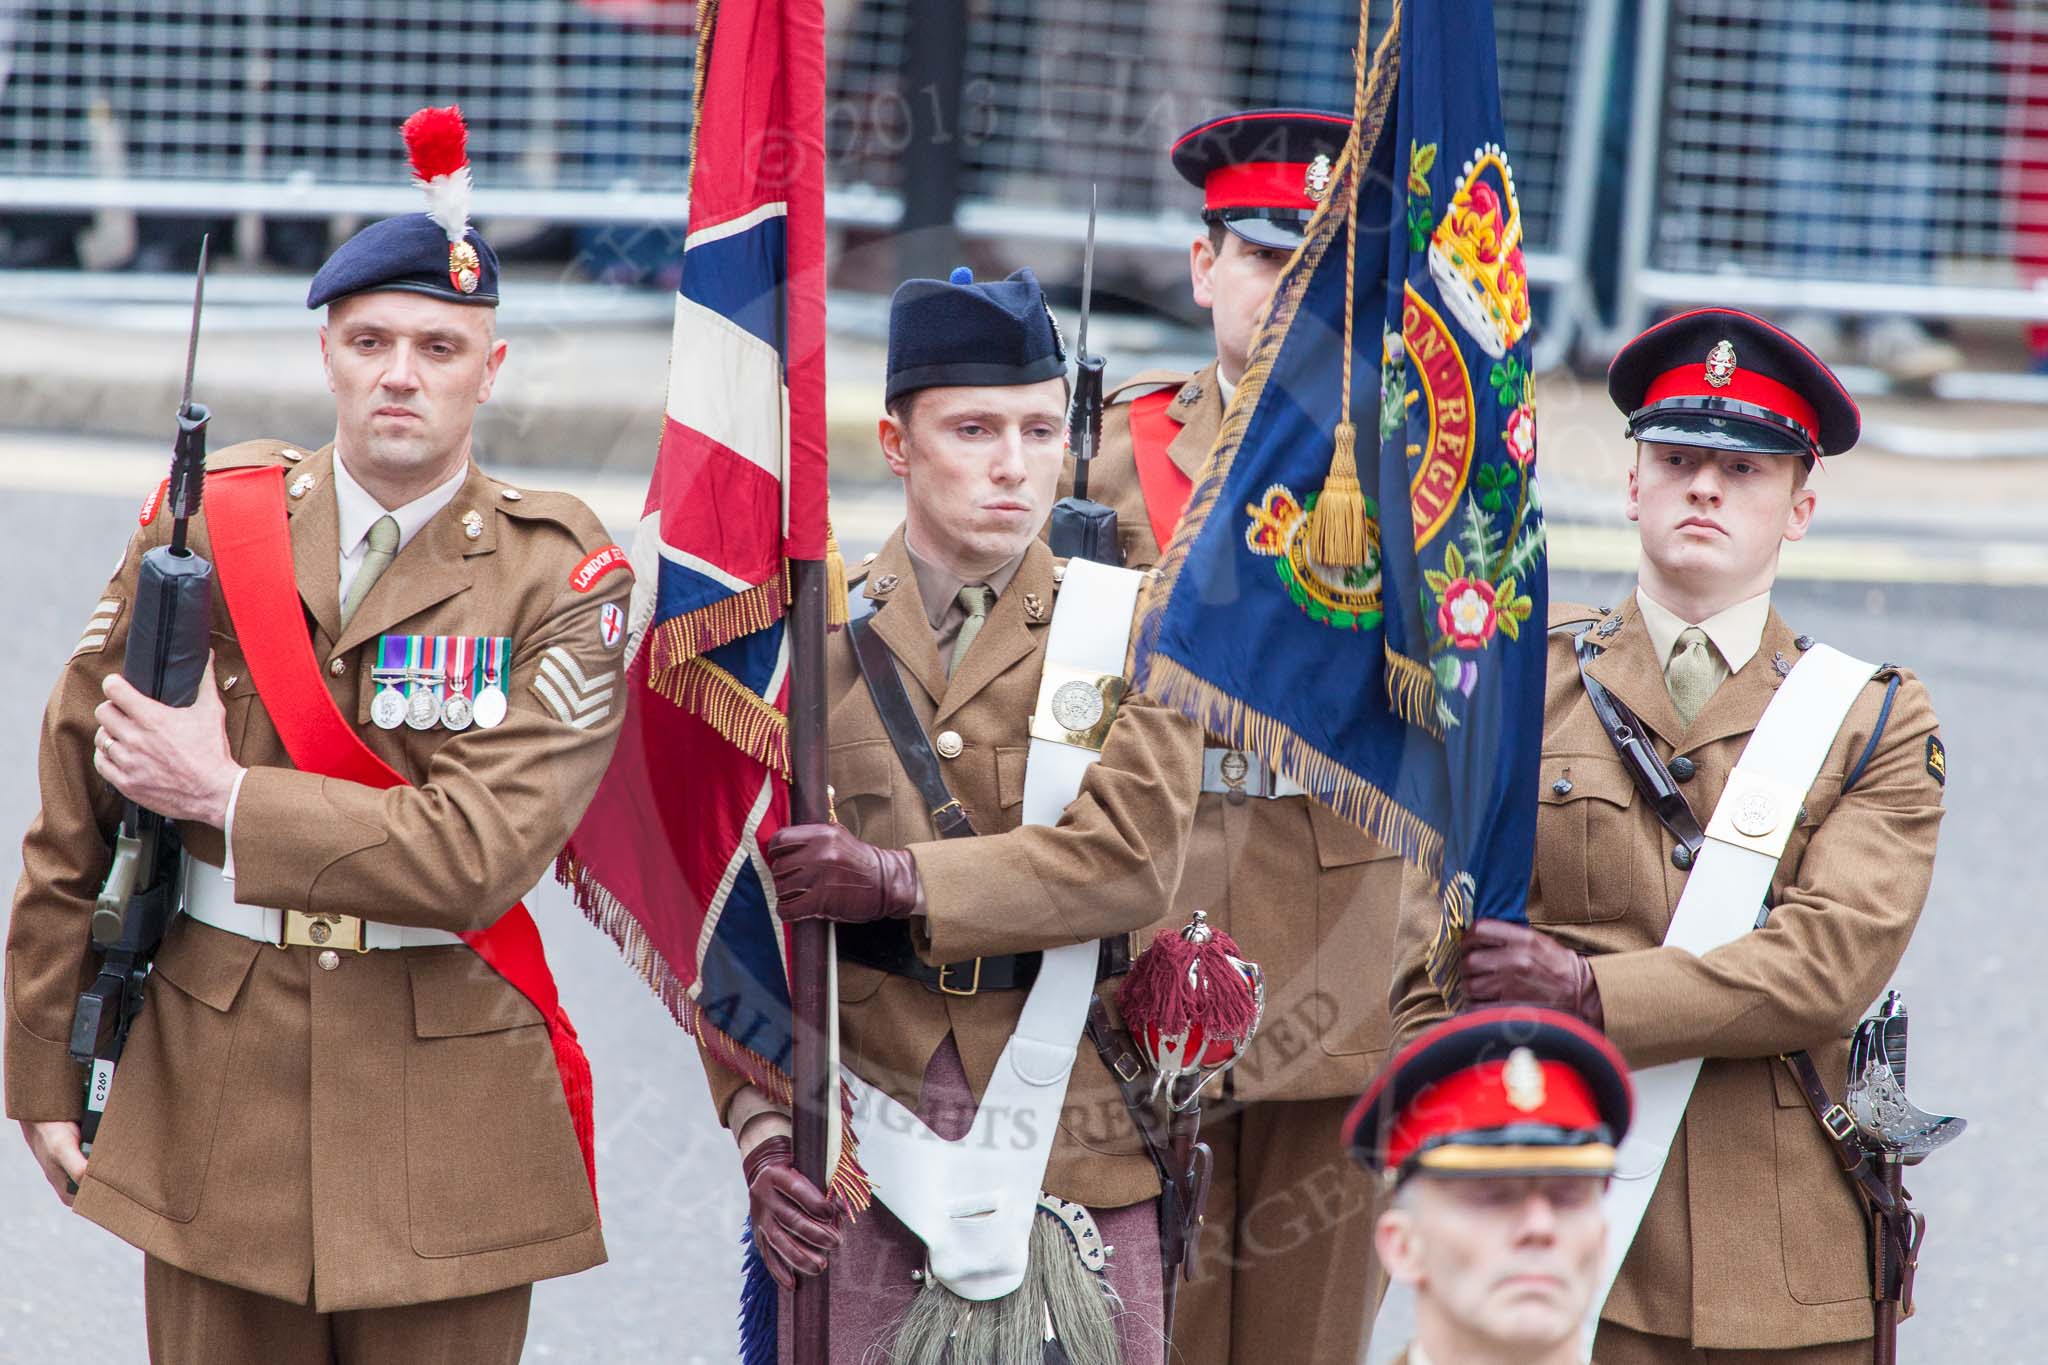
[556,0,856,1201]
[1133,0,1548,1005]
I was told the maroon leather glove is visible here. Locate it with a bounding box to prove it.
[765,823,922,924]
[744,1135,844,1291]
[1459,919,1604,1029]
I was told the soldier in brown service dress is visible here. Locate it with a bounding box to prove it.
[1055,108,1397,1365]
[1390,309,1948,1363]
[6,111,627,1363]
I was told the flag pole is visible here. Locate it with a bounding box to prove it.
[786,556,832,1364]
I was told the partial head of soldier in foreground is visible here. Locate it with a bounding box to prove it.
[1346,1007,1633,1365]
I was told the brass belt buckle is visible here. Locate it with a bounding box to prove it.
[937,958,982,997]
[281,911,367,954]
[1822,1103,1856,1143]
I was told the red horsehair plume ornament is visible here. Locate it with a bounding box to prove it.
[401,105,480,295]
[1116,909,1265,1110]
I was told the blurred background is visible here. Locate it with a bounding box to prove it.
[0,3,2043,1362]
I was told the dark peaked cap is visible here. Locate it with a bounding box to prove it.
[886,267,1067,406]
[1608,308,1860,458]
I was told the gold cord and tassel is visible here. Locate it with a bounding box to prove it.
[822,521,849,629]
[1305,0,1376,570]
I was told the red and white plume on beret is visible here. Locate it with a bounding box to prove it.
[401,105,481,295]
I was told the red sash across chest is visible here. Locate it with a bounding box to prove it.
[205,464,597,1206]
[1129,386,1194,554]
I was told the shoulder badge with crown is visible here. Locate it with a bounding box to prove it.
[1424,144,1531,360]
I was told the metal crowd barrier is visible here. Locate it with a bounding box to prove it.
[1616,0,2048,338]
[0,0,1611,362]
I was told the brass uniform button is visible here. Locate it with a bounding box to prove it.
[329,657,347,676]
[500,488,523,501]
[1672,844,1694,871]
[317,949,340,972]
[935,730,964,759]
[1669,755,1697,782]
[1551,777,1573,796]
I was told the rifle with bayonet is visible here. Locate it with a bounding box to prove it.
[67,237,215,1157]
[1048,185,1120,566]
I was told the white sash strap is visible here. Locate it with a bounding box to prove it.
[847,556,1148,1301]
[1583,643,1878,1351]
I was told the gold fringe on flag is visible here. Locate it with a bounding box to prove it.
[1141,653,1445,887]
[649,655,792,776]
[1385,647,1444,738]
[555,848,873,1214]
[646,578,787,679]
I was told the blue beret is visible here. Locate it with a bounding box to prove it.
[306,213,500,310]
[885,267,1067,406]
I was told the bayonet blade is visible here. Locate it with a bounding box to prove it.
[1076,184,1097,362]
[180,234,211,416]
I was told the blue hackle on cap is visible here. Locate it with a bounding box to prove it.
[949,266,974,284]
[738,1217,778,1365]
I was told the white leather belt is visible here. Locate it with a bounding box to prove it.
[181,858,464,951]
[1200,746,1304,799]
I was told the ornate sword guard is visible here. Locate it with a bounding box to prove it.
[1845,991,1965,1165]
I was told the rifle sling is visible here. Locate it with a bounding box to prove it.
[1573,629,1705,856]
[848,610,977,840]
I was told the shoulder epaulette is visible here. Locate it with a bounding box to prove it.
[484,479,614,553]
[1548,599,1604,635]
[1106,367,1194,407]
[207,439,307,472]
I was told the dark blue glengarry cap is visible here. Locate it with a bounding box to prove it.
[306,214,501,310]
[1608,308,1860,458]
[885,266,1067,406]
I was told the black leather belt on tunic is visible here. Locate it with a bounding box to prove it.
[836,920,1131,996]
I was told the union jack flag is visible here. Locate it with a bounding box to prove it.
[558,0,857,1205]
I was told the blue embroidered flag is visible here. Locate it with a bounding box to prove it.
[1133,0,1546,1004]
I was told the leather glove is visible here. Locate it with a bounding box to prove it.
[1459,919,1604,1029]
[766,823,922,924]
[744,1135,844,1291]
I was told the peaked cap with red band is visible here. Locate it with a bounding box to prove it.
[1344,1006,1632,1182]
[1171,107,1351,250]
[1608,308,1860,459]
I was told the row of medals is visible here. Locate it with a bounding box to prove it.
[370,667,508,732]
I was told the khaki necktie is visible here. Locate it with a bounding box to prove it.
[1665,626,1724,728]
[948,584,995,677]
[340,514,400,628]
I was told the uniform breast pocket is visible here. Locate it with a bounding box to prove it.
[208,634,260,757]
[1532,755,1637,924]
[829,739,899,848]
[403,949,594,1257]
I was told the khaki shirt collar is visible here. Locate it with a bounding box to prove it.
[1635,584,1772,675]
[905,538,1028,634]
[332,449,468,560]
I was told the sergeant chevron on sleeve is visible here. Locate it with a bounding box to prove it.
[1389,308,1950,1365]
[5,106,630,1365]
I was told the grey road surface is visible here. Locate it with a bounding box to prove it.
[0,468,2039,1363]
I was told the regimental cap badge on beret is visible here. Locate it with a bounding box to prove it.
[1705,339,1737,389]
[403,106,479,295]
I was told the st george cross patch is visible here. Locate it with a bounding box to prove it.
[532,646,616,730]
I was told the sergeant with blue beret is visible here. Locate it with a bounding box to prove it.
[8,107,629,1362]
